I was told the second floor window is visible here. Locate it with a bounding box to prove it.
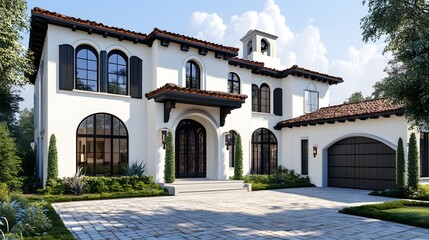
[108,51,128,95]
[228,72,240,94]
[252,84,259,112]
[76,45,98,91]
[186,60,200,89]
[260,84,270,113]
[305,90,319,112]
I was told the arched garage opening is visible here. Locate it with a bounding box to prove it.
[328,136,396,190]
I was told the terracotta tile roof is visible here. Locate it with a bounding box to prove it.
[274,98,404,129]
[282,65,343,82]
[32,7,147,39]
[228,58,343,84]
[145,83,248,101]
[147,28,239,54]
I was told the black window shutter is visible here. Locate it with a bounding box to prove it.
[100,51,108,92]
[130,56,142,99]
[301,139,308,175]
[274,88,283,116]
[58,44,74,90]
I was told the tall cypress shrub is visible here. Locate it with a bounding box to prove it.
[47,134,58,180]
[234,133,243,180]
[407,132,419,190]
[396,137,405,187]
[0,123,22,190]
[164,132,175,183]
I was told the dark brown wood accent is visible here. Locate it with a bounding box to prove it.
[160,39,170,47]
[198,48,208,56]
[175,119,206,178]
[328,136,396,190]
[100,51,108,93]
[58,44,74,90]
[273,88,283,116]
[130,56,143,99]
[301,139,308,175]
[180,44,189,51]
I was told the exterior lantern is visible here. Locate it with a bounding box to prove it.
[161,128,168,149]
[313,146,318,158]
[224,132,232,150]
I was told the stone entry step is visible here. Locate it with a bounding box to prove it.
[160,179,251,195]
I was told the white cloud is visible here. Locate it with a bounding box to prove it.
[188,0,392,104]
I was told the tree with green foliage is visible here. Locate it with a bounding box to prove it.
[47,134,58,180]
[164,132,175,183]
[396,137,405,187]
[344,91,372,104]
[234,133,243,180]
[407,133,419,190]
[15,108,35,177]
[0,123,22,190]
[362,0,429,129]
[0,0,34,88]
[0,0,34,133]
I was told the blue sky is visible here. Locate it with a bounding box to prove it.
[20,0,390,109]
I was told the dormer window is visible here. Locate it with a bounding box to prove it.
[305,90,319,113]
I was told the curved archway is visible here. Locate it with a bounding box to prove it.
[327,136,396,190]
[251,128,277,174]
[76,113,128,176]
[175,119,206,178]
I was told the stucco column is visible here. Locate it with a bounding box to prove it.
[218,132,229,180]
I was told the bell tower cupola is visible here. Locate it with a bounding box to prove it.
[240,29,280,68]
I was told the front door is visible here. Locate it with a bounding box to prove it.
[175,119,206,178]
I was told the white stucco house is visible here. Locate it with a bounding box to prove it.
[29,8,429,190]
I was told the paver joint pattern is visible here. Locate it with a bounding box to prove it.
[53,188,429,239]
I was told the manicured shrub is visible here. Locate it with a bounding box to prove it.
[234,133,243,180]
[47,134,58,181]
[44,179,65,195]
[0,123,22,191]
[0,182,10,203]
[83,176,156,194]
[407,132,419,190]
[164,131,175,183]
[396,137,405,187]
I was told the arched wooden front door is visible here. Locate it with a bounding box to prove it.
[175,119,206,178]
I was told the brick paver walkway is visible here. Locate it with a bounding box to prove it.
[53,187,429,239]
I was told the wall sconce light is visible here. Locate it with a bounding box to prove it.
[224,132,232,150]
[30,142,35,152]
[161,128,168,149]
[313,146,318,158]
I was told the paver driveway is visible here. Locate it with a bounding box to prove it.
[53,188,429,239]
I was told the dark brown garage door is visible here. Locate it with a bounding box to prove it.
[328,136,396,190]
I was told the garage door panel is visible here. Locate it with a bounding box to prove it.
[328,136,396,190]
[354,155,396,167]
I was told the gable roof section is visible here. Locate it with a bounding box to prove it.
[228,58,343,85]
[274,98,404,129]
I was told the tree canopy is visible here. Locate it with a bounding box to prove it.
[362,0,429,128]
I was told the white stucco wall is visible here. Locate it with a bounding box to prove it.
[281,115,411,187]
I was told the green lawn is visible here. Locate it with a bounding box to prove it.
[340,200,429,229]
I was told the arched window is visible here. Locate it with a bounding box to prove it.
[108,51,128,95]
[261,39,270,56]
[260,84,270,113]
[77,113,128,176]
[186,60,200,89]
[228,72,240,94]
[76,45,98,91]
[252,128,277,174]
[228,130,238,168]
[252,84,259,112]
